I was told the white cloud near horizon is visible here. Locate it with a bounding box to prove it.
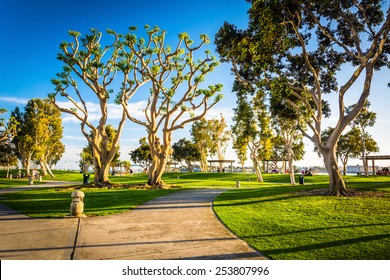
[58,100,148,123]
[63,135,87,141]
[120,138,141,143]
[58,99,235,129]
[0,96,29,105]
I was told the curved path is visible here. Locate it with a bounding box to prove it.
[76,189,266,260]
[0,188,266,260]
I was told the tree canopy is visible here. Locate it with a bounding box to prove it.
[130,137,152,171]
[11,98,64,177]
[172,138,201,172]
[231,80,273,182]
[0,109,18,143]
[216,0,390,195]
[50,25,223,187]
[118,26,223,187]
[50,28,128,184]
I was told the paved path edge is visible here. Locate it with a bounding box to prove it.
[210,189,269,260]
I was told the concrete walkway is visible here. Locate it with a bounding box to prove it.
[0,180,80,260]
[0,188,266,260]
[0,203,79,260]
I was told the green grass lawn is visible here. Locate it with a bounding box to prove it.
[213,175,390,260]
[0,186,180,218]
[0,170,46,188]
[1,169,389,260]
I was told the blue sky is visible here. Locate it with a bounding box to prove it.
[1,0,389,170]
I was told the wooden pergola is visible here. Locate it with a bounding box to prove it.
[364,155,390,175]
[165,162,178,172]
[207,160,235,172]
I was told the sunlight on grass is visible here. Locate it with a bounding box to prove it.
[0,187,180,218]
[1,170,390,259]
[213,176,390,260]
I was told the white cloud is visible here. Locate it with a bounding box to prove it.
[120,138,140,143]
[64,135,86,141]
[59,100,148,123]
[208,107,234,124]
[0,96,29,105]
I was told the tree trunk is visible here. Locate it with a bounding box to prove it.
[253,157,263,182]
[147,144,169,188]
[147,134,170,188]
[361,133,369,176]
[39,160,48,176]
[287,144,296,185]
[186,161,194,172]
[217,152,224,171]
[200,149,208,172]
[22,155,32,177]
[250,151,263,182]
[288,158,296,185]
[93,151,111,184]
[322,148,349,196]
[249,142,263,182]
[44,161,55,178]
[94,162,111,184]
[341,157,348,176]
[148,158,167,187]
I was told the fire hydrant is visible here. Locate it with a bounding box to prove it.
[236,181,240,188]
[70,190,85,217]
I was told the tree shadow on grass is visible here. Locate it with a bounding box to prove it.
[259,233,390,258]
[215,194,306,207]
[213,184,327,207]
[242,223,390,238]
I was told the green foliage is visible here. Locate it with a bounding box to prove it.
[231,81,273,165]
[191,118,213,171]
[347,101,377,132]
[0,139,18,169]
[51,25,223,186]
[129,137,152,169]
[209,114,231,157]
[216,0,390,193]
[172,138,201,172]
[11,99,64,174]
[0,109,18,143]
[79,146,93,173]
[318,126,379,175]
[191,115,231,171]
